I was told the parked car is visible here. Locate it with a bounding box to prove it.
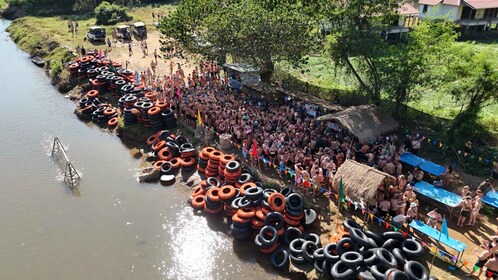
[86,26,106,42]
[132,22,147,38]
[115,25,132,40]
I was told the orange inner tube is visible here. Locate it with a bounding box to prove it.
[153,140,166,152]
[87,90,99,98]
[251,217,265,228]
[103,108,116,116]
[145,92,157,99]
[202,147,216,158]
[153,160,165,171]
[209,151,223,162]
[259,242,279,254]
[181,157,196,167]
[192,185,205,197]
[284,215,301,226]
[219,185,236,200]
[268,193,286,213]
[107,117,118,127]
[239,182,256,196]
[148,106,161,116]
[220,154,236,165]
[191,196,206,209]
[69,64,79,69]
[158,148,173,161]
[204,204,222,214]
[237,208,256,219]
[146,134,159,146]
[206,187,221,202]
[155,101,169,109]
[170,158,181,169]
[256,210,266,221]
[285,212,304,221]
[231,213,250,224]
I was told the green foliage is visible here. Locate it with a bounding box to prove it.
[381,20,458,115]
[439,44,498,112]
[94,1,131,25]
[322,0,399,104]
[160,0,316,81]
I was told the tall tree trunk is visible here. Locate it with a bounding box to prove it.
[259,60,274,83]
[344,56,372,97]
[393,88,406,116]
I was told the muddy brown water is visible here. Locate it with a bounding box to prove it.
[0,19,285,280]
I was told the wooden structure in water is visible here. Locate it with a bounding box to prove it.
[51,137,80,189]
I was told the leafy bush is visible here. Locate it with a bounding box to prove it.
[94,1,131,25]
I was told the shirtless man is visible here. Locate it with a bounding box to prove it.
[468,190,483,226]
[384,160,396,176]
[457,196,473,227]
[469,242,493,278]
[484,256,498,280]
[378,196,391,218]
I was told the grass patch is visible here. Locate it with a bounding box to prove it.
[0,0,7,10]
[407,40,498,134]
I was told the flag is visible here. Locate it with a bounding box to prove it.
[251,140,258,157]
[135,71,140,86]
[109,59,116,73]
[441,217,449,239]
[197,110,203,126]
[339,177,345,202]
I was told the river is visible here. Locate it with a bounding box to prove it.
[0,19,283,280]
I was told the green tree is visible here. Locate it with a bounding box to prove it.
[160,0,315,82]
[441,44,498,146]
[322,0,399,104]
[381,20,457,115]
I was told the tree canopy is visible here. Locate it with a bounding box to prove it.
[159,0,316,81]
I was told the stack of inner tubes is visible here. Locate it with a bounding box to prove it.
[224,160,242,184]
[144,132,196,186]
[162,108,177,130]
[197,147,210,173]
[68,62,79,79]
[217,154,235,182]
[204,148,221,177]
[189,147,324,272]
[148,106,163,131]
[86,68,98,80]
[271,218,429,280]
[122,107,138,126]
[140,101,153,128]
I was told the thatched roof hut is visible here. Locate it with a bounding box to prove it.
[333,160,396,201]
[317,105,398,143]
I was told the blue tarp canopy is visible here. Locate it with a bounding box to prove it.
[414,181,461,208]
[409,219,467,253]
[483,191,498,209]
[400,152,446,176]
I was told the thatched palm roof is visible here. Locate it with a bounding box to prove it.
[334,160,396,201]
[317,105,398,143]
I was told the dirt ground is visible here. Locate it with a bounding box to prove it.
[85,28,198,79]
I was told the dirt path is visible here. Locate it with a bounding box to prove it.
[86,29,198,78]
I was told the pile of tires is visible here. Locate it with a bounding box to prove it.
[189,148,321,271]
[204,148,221,177]
[162,109,177,130]
[147,132,198,185]
[273,218,429,280]
[224,160,242,185]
